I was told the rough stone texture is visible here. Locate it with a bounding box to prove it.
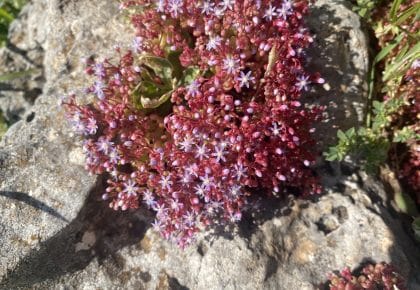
[0,0,419,289]
[3,168,419,290]
[0,0,130,283]
[305,0,369,150]
[0,1,45,125]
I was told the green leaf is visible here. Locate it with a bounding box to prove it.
[337,129,347,141]
[140,55,174,81]
[0,110,7,138]
[413,217,420,242]
[180,66,200,86]
[373,34,404,65]
[395,192,419,216]
[325,147,339,161]
[0,69,37,81]
[167,50,183,80]
[372,100,384,113]
[393,127,418,143]
[393,3,420,25]
[0,7,14,23]
[389,0,403,22]
[345,127,356,138]
[139,81,162,98]
[141,90,173,109]
[383,42,420,81]
[359,7,368,17]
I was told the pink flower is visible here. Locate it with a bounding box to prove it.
[64,0,324,248]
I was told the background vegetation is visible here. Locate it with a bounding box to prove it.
[327,0,420,241]
[0,0,27,138]
[0,0,26,46]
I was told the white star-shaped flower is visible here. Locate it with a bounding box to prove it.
[201,0,214,15]
[195,144,209,160]
[159,175,173,190]
[123,180,139,197]
[219,0,235,11]
[296,75,310,91]
[223,55,240,75]
[168,0,183,17]
[270,122,281,136]
[237,71,255,88]
[213,145,227,163]
[264,4,277,21]
[206,35,222,51]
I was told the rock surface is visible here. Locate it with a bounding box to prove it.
[0,0,419,289]
[0,0,129,283]
[305,0,369,150]
[0,1,44,125]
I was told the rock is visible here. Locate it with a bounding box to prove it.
[4,172,419,290]
[0,0,130,283]
[305,0,370,150]
[0,1,45,125]
[1,0,419,289]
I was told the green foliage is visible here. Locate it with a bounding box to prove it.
[132,53,201,110]
[325,97,402,173]
[0,68,38,81]
[325,128,357,162]
[0,0,27,46]
[326,0,419,173]
[329,0,420,241]
[353,0,381,21]
[180,66,200,85]
[0,110,7,138]
[393,126,420,143]
[325,127,390,173]
[395,192,419,216]
[383,41,420,82]
[413,217,420,242]
[134,55,175,109]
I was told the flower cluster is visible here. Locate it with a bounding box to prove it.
[327,263,407,290]
[64,0,324,247]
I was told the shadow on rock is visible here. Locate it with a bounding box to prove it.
[0,176,153,289]
[0,191,68,222]
[362,176,420,288]
[304,1,369,151]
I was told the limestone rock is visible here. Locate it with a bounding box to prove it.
[305,0,370,150]
[0,0,130,282]
[0,1,45,125]
[1,0,419,289]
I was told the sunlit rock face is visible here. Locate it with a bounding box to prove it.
[0,1,419,289]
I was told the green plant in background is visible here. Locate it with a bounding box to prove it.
[327,0,420,241]
[0,110,7,138]
[0,0,27,46]
[395,189,420,241]
[0,0,28,139]
[353,0,382,21]
[326,0,420,169]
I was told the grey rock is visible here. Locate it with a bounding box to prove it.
[0,0,45,125]
[0,91,33,124]
[5,173,419,290]
[0,0,130,283]
[305,0,369,150]
[1,0,419,290]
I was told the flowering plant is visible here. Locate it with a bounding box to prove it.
[327,262,407,290]
[64,0,324,247]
